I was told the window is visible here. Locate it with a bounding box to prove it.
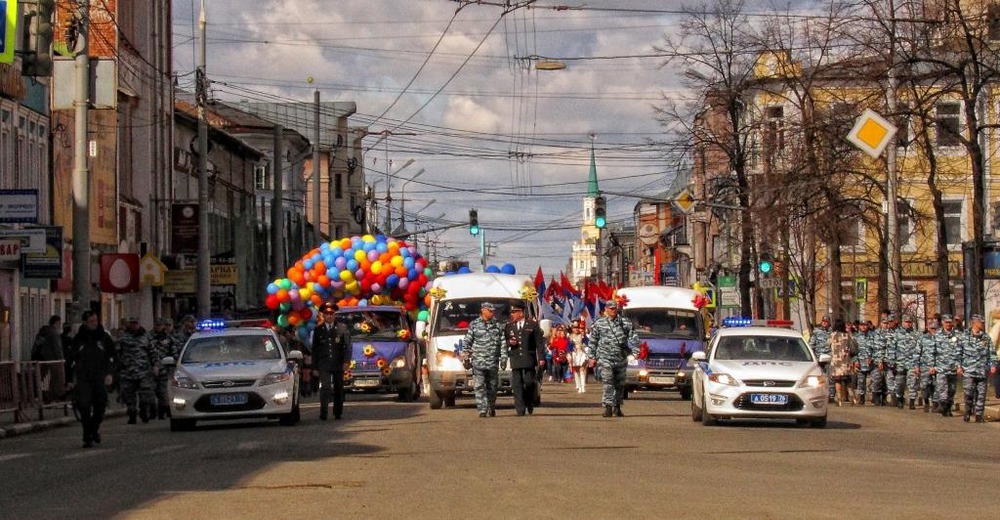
[935,102,961,148]
[943,200,963,246]
[841,217,864,248]
[254,164,268,190]
[898,200,915,250]
[763,106,785,167]
[335,173,343,199]
[990,4,1000,41]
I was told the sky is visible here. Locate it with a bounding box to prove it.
[172,0,710,278]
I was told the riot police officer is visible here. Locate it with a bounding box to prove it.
[149,317,177,419]
[933,314,961,417]
[463,302,506,418]
[116,317,158,424]
[957,314,998,423]
[588,300,640,418]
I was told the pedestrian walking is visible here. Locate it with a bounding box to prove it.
[569,323,589,393]
[149,317,177,419]
[933,315,961,417]
[548,326,570,383]
[31,315,66,402]
[116,317,158,424]
[869,315,895,406]
[310,302,351,420]
[854,321,873,405]
[65,311,116,448]
[896,315,920,409]
[588,300,639,418]
[462,302,506,417]
[957,314,998,423]
[809,315,833,401]
[828,319,855,406]
[917,320,939,412]
[503,302,545,416]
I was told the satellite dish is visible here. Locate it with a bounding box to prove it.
[638,223,659,246]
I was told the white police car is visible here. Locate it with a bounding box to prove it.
[690,319,831,428]
[163,320,303,431]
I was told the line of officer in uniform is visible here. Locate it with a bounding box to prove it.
[311,302,352,420]
[503,302,546,416]
[462,302,506,418]
[956,314,998,423]
[149,317,178,420]
[116,316,158,424]
[933,314,961,416]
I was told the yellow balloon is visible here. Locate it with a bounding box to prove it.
[339,270,354,282]
[372,295,383,305]
[371,261,383,275]
[346,281,359,294]
[363,234,375,242]
[390,256,404,267]
[299,288,310,299]
[354,249,366,262]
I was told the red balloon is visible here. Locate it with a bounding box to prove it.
[265,294,279,309]
[300,308,313,320]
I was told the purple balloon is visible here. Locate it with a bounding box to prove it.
[334,257,347,269]
[355,268,365,279]
[399,277,409,290]
[371,283,382,293]
[367,249,380,262]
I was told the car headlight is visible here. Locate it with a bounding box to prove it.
[436,351,465,371]
[799,375,826,388]
[708,373,740,386]
[170,375,199,389]
[260,372,292,386]
[392,356,406,369]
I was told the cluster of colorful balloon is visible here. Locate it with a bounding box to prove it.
[264,234,434,339]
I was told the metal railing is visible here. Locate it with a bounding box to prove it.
[0,361,71,423]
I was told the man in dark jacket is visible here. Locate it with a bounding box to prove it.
[65,311,116,448]
[32,315,66,402]
[504,302,546,416]
[310,302,352,420]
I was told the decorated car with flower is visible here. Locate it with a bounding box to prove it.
[416,272,551,409]
[336,305,420,401]
[615,286,706,400]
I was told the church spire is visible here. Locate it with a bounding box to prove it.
[587,139,599,197]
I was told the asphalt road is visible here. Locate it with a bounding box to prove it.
[1,382,998,520]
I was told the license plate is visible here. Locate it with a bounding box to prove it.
[355,378,380,388]
[210,393,248,406]
[750,393,788,405]
[649,376,675,385]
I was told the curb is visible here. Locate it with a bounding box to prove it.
[0,408,126,440]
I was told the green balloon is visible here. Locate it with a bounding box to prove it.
[423,267,433,276]
[277,314,289,327]
[279,279,292,290]
[417,310,429,322]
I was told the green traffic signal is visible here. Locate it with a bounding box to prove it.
[469,209,480,236]
[759,259,773,274]
[594,196,607,229]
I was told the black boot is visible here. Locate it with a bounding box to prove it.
[157,405,167,420]
[963,411,971,422]
[923,400,930,413]
[614,405,624,417]
[896,397,904,409]
[940,402,949,417]
[946,402,955,417]
[139,405,150,424]
[859,395,866,405]
[931,401,940,413]
[975,415,985,423]
[602,405,612,418]
[127,410,137,424]
[908,399,915,410]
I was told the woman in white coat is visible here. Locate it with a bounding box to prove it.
[569,324,589,393]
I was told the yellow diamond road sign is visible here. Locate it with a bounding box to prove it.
[674,189,696,214]
[847,108,897,159]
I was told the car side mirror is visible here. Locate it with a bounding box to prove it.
[817,353,832,367]
[161,356,176,367]
[415,321,427,341]
[539,319,552,338]
[288,350,304,362]
[691,351,706,362]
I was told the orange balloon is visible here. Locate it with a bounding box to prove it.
[314,261,326,273]
[318,275,331,287]
[276,289,289,302]
[395,265,408,277]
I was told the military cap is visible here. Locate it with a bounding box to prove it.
[605,300,619,309]
[970,314,984,322]
[156,317,172,326]
[821,315,830,321]
[509,302,524,311]
[320,301,338,312]
[880,316,892,324]
[481,302,495,311]
[902,315,914,322]
[941,314,954,322]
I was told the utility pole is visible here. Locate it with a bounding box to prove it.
[313,88,321,245]
[885,0,902,316]
[71,0,91,323]
[271,125,284,278]
[196,0,210,318]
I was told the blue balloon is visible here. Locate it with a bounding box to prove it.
[331,247,343,258]
[304,260,314,270]
[501,263,516,275]
[485,265,500,273]
[404,257,415,269]
[346,259,359,271]
[408,268,419,280]
[267,283,279,294]
[386,274,400,288]
[320,242,330,252]
[458,266,472,274]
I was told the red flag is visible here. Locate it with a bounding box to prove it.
[534,266,544,291]
[560,272,579,296]
[545,276,560,301]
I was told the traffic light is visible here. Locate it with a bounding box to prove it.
[469,209,479,236]
[759,252,773,274]
[22,0,55,77]
[594,196,607,229]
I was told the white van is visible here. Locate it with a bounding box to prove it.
[415,273,551,409]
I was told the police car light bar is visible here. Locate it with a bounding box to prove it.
[722,317,795,328]
[197,319,273,330]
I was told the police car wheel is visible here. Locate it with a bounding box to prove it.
[691,398,702,422]
[279,403,300,426]
[445,392,457,407]
[429,389,444,409]
[701,403,718,426]
[170,418,196,432]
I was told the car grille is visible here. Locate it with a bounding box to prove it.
[733,393,804,411]
[741,380,796,388]
[201,379,257,389]
[645,355,682,369]
[193,393,267,412]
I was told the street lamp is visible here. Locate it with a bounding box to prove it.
[398,168,425,232]
[385,158,415,233]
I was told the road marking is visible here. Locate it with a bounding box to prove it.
[0,453,32,462]
[149,444,187,455]
[64,449,107,460]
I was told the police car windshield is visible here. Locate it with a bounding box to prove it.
[624,308,700,339]
[433,299,521,334]
[714,336,813,362]
[337,310,408,339]
[182,335,282,363]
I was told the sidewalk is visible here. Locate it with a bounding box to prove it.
[0,404,126,439]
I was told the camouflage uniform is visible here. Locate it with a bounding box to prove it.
[149,320,177,419]
[462,315,506,416]
[869,325,894,406]
[933,325,961,416]
[588,310,640,411]
[917,328,939,412]
[957,327,997,422]
[854,328,873,404]
[116,323,158,423]
[808,323,833,399]
[895,324,920,408]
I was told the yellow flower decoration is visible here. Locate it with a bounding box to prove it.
[357,322,373,334]
[429,287,447,300]
[376,357,388,369]
[343,370,353,380]
[397,329,411,340]
[349,359,357,369]
[519,285,538,301]
[363,344,376,357]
